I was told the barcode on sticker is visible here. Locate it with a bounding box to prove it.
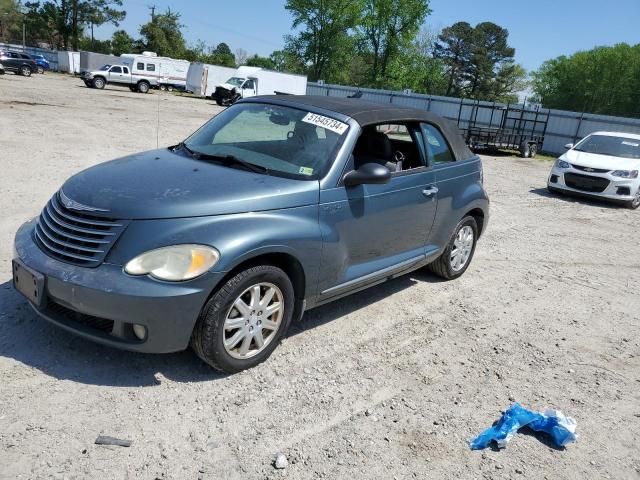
[302,113,348,135]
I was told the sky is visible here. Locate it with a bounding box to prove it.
[95,0,640,73]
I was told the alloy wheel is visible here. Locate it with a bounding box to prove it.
[450,225,474,272]
[223,282,284,359]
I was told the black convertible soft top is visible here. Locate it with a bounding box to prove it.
[248,95,474,162]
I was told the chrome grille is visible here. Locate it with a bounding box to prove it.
[571,164,610,174]
[34,192,127,267]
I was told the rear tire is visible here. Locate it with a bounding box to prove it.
[427,216,478,280]
[529,143,538,158]
[519,142,531,158]
[191,265,295,373]
[137,81,150,94]
[20,65,32,77]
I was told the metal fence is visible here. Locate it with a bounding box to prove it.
[307,83,640,155]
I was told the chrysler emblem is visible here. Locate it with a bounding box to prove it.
[59,189,109,212]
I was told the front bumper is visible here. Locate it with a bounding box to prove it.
[547,166,639,203]
[13,220,224,353]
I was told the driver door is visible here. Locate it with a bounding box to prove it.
[108,66,125,84]
[317,123,438,300]
[241,78,257,98]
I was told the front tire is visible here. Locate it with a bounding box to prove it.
[427,216,478,280]
[191,265,295,373]
[92,77,105,89]
[625,188,640,209]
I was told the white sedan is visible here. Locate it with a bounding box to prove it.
[547,131,640,209]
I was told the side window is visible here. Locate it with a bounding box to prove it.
[243,79,255,89]
[136,62,144,70]
[421,123,455,164]
[110,66,122,73]
[122,67,129,74]
[353,123,426,172]
[146,63,156,72]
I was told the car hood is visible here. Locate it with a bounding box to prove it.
[561,149,640,171]
[218,83,237,91]
[60,148,319,220]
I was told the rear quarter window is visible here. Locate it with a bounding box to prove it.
[421,123,455,164]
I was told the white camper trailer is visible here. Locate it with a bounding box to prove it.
[212,66,307,106]
[186,63,237,97]
[119,52,190,90]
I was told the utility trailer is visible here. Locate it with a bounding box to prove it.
[457,100,549,158]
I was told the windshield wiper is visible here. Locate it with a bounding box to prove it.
[195,152,268,174]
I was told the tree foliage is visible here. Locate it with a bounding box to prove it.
[357,0,430,86]
[138,8,186,58]
[532,43,640,117]
[110,28,134,55]
[435,21,525,102]
[284,0,363,82]
[246,54,275,69]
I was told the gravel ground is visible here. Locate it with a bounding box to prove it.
[1,73,639,480]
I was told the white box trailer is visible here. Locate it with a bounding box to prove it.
[186,63,237,97]
[212,66,308,105]
[58,51,80,74]
[119,52,190,90]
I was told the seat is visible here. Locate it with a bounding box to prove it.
[353,129,398,171]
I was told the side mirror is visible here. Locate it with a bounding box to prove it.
[564,143,574,149]
[343,162,391,187]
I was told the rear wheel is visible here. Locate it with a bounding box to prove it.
[137,81,150,94]
[519,141,531,158]
[167,85,174,92]
[427,216,478,280]
[20,65,32,77]
[159,84,167,91]
[92,77,105,89]
[529,143,538,158]
[191,265,295,373]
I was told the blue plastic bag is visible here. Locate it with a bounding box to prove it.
[470,403,577,450]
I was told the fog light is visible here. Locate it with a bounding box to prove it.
[617,186,631,196]
[550,175,558,184]
[132,324,147,340]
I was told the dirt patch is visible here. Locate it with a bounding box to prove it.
[1,73,639,480]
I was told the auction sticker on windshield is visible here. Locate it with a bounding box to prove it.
[302,113,348,135]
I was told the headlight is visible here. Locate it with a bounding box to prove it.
[611,170,638,178]
[555,159,571,169]
[125,244,219,281]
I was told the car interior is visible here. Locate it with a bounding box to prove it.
[353,123,425,173]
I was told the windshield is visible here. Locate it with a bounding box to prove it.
[574,134,640,159]
[99,64,111,71]
[225,77,245,87]
[184,103,349,180]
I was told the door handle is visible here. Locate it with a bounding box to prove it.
[422,186,439,198]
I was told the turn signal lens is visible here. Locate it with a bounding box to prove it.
[125,245,219,281]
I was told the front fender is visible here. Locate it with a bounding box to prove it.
[106,205,322,302]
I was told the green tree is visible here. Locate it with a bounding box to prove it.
[284,0,363,82]
[84,0,126,51]
[110,28,134,55]
[269,49,305,73]
[434,21,474,96]
[532,43,640,117]
[209,42,235,66]
[358,0,430,86]
[246,54,275,69]
[0,0,25,43]
[139,7,186,57]
[385,28,447,94]
[435,21,524,101]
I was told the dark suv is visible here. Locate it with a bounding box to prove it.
[13,96,490,373]
[0,50,36,76]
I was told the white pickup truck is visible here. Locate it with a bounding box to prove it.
[80,64,156,93]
